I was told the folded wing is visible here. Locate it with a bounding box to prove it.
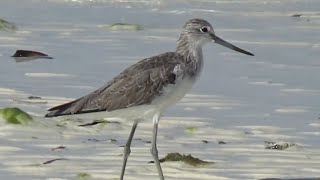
[45,52,184,117]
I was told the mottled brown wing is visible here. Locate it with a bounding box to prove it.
[45,52,184,117]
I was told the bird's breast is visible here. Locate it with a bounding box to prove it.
[150,74,196,110]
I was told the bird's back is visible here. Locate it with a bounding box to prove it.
[45,52,188,118]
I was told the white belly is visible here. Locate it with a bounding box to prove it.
[150,76,196,111]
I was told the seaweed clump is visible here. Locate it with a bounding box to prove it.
[0,19,17,32]
[0,107,33,125]
[150,153,214,167]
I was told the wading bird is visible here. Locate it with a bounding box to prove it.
[45,18,254,180]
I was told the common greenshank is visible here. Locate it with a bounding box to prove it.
[45,18,254,180]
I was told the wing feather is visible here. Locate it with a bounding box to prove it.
[45,52,184,117]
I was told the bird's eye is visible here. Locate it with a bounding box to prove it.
[200,26,208,33]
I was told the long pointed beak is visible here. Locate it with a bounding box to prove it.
[211,34,254,56]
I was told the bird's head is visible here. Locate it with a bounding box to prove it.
[181,18,254,56]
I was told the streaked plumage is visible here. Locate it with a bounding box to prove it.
[45,18,254,180]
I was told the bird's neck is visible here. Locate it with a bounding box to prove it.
[176,34,204,77]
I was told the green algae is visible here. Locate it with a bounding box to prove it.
[151,153,214,167]
[0,107,33,125]
[0,19,17,32]
[185,126,198,134]
[76,172,91,180]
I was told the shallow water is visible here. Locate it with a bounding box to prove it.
[0,0,320,179]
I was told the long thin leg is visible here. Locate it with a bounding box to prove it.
[120,120,138,180]
[150,113,165,180]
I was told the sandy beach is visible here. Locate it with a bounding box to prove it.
[0,0,319,179]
